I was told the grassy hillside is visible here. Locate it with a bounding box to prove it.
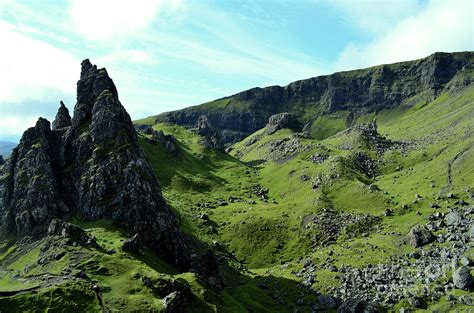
[142,85,473,310]
[0,66,473,312]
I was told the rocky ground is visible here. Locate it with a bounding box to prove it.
[291,204,474,311]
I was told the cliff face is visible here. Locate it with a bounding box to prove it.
[155,51,474,145]
[0,60,191,271]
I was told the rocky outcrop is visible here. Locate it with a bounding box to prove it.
[47,218,98,247]
[134,125,182,158]
[155,52,473,145]
[345,120,394,154]
[122,233,141,254]
[1,117,66,236]
[0,60,222,286]
[193,115,223,150]
[52,101,72,130]
[162,291,187,313]
[266,113,301,134]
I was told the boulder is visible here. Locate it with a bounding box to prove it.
[47,219,97,247]
[122,233,141,253]
[445,211,462,226]
[162,291,187,313]
[453,266,473,290]
[337,298,379,313]
[407,226,435,247]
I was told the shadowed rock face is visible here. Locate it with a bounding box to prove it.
[0,60,201,276]
[1,118,65,236]
[155,52,474,145]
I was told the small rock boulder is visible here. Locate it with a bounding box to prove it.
[407,226,435,247]
[122,233,141,254]
[453,266,473,290]
[337,298,379,313]
[445,211,462,226]
[162,291,187,313]
[313,294,340,311]
[134,124,154,134]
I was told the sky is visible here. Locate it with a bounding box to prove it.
[0,0,472,142]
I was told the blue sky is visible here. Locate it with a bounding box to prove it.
[0,0,472,142]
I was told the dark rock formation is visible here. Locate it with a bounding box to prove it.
[346,120,393,154]
[0,60,222,288]
[134,125,182,158]
[52,101,72,130]
[266,112,301,134]
[407,226,435,247]
[155,52,473,145]
[350,152,378,179]
[152,131,181,157]
[47,218,98,247]
[134,124,154,135]
[162,291,187,313]
[337,298,380,313]
[1,117,66,236]
[193,115,223,150]
[122,233,141,253]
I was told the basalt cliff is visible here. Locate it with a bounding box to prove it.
[154,51,473,145]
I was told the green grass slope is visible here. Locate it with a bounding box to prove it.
[142,85,473,310]
[1,79,473,311]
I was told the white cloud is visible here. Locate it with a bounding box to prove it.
[335,0,474,70]
[329,0,422,34]
[0,21,78,104]
[0,21,79,140]
[69,0,182,41]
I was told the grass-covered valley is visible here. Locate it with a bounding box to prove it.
[0,53,473,312]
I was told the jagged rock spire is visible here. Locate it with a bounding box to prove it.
[72,59,118,128]
[52,101,71,130]
[1,117,65,236]
[1,60,224,289]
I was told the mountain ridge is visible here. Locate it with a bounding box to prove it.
[148,51,473,145]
